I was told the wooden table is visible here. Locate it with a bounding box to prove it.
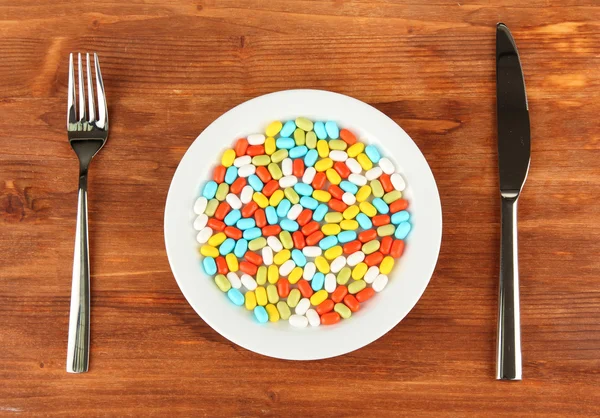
[1,1,599,416]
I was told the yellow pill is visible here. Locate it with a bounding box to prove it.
[306,131,317,149]
[287,288,301,308]
[268,265,279,284]
[340,219,359,230]
[245,291,257,310]
[370,179,384,198]
[348,279,366,294]
[273,249,291,265]
[295,117,313,131]
[357,153,373,170]
[377,224,396,237]
[268,163,282,180]
[329,140,347,150]
[221,149,236,167]
[380,256,395,275]
[383,190,402,204]
[215,183,229,201]
[294,128,305,146]
[277,301,291,320]
[355,185,372,202]
[265,136,276,155]
[266,120,283,137]
[253,192,269,208]
[288,267,303,284]
[225,253,239,272]
[269,189,284,206]
[352,262,368,280]
[249,237,267,251]
[271,149,288,164]
[208,232,226,247]
[337,267,351,285]
[322,223,341,236]
[284,187,300,204]
[326,168,341,185]
[343,205,360,220]
[314,158,333,172]
[362,240,381,254]
[252,155,270,166]
[324,245,343,260]
[279,231,293,249]
[257,266,267,285]
[313,190,331,202]
[267,284,279,304]
[266,304,280,322]
[347,142,365,158]
[310,290,328,306]
[359,201,377,217]
[255,286,268,306]
[215,274,231,292]
[334,303,352,319]
[315,256,330,274]
[317,140,329,158]
[205,199,219,216]
[325,212,343,223]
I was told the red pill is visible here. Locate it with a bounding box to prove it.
[213,165,226,183]
[321,312,341,325]
[356,288,375,303]
[312,172,326,189]
[246,145,264,157]
[329,185,344,200]
[358,229,377,243]
[390,240,405,258]
[216,256,228,275]
[292,231,306,249]
[343,240,362,254]
[254,209,267,228]
[389,199,409,213]
[372,215,390,227]
[239,261,257,275]
[328,199,347,212]
[380,236,393,255]
[306,231,324,246]
[297,280,314,298]
[230,177,246,194]
[241,201,258,218]
[224,226,242,240]
[297,209,313,226]
[262,225,281,236]
[234,138,248,157]
[331,285,348,303]
[343,294,360,312]
[316,299,334,315]
[245,251,263,266]
[380,174,394,192]
[293,159,304,177]
[214,202,231,221]
[334,162,351,179]
[277,279,290,298]
[256,166,272,183]
[340,129,357,145]
[207,218,225,231]
[301,221,320,236]
[365,251,384,267]
[262,180,279,197]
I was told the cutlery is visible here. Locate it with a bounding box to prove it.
[495,23,530,381]
[66,53,108,373]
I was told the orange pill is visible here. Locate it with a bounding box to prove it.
[356,287,375,303]
[316,299,334,315]
[380,236,393,255]
[331,285,348,303]
[207,218,225,232]
[239,261,257,275]
[297,209,313,226]
[334,161,351,179]
[343,294,360,312]
[234,138,249,157]
[340,128,357,145]
[312,172,326,189]
[329,185,344,200]
[254,209,267,228]
[343,240,362,254]
[224,226,242,240]
[256,166,272,183]
[214,202,231,221]
[328,199,347,212]
[241,201,258,218]
[262,225,281,237]
[262,180,279,197]
[321,312,341,325]
[230,177,247,194]
[293,159,305,178]
[216,256,228,275]
[213,165,226,183]
[358,229,377,243]
[245,251,263,266]
[372,214,390,227]
[390,240,405,258]
[246,145,264,157]
[277,279,290,298]
[365,251,384,267]
[292,231,306,249]
[389,199,409,213]
[306,231,324,246]
[301,221,320,236]
[380,174,394,193]
[297,280,314,298]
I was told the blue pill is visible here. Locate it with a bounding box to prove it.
[313,204,329,222]
[339,181,358,194]
[248,174,264,192]
[276,137,295,150]
[266,206,278,225]
[395,222,412,239]
[234,239,248,258]
[311,272,325,291]
[356,213,373,229]
[202,181,218,199]
[391,210,410,224]
[372,197,389,214]
[227,288,244,306]
[294,183,313,197]
[325,121,339,139]
[281,219,299,232]
[319,235,338,250]
[219,238,236,256]
[304,149,319,167]
[300,196,318,210]
[314,122,327,140]
[289,145,308,159]
[254,306,269,323]
[291,249,307,267]
[236,218,256,230]
[224,209,241,226]
[224,166,238,184]
[337,230,357,243]
[365,145,381,163]
[280,120,296,138]
[202,257,217,275]
[243,227,261,240]
[277,199,292,217]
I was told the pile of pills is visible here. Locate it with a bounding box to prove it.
[193,118,411,328]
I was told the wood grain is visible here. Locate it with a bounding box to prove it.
[1,1,599,416]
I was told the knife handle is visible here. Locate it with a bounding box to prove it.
[497,195,522,380]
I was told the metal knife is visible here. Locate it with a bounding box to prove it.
[496,23,530,381]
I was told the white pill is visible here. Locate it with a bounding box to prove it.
[237,164,256,178]
[329,150,348,162]
[302,167,316,184]
[324,273,337,293]
[262,247,273,266]
[373,274,389,292]
[295,298,310,315]
[306,309,320,327]
[226,272,242,289]
[302,246,322,258]
[303,262,316,281]
[267,236,283,252]
[282,158,293,176]
[364,266,380,284]
[391,173,406,191]
[330,256,347,273]
[378,157,395,174]
[279,259,296,276]
[234,155,251,167]
[348,173,367,186]
[345,158,362,174]
[342,192,356,206]
[193,214,208,230]
[247,133,266,145]
[196,227,213,244]
[289,314,308,328]
[347,251,365,266]
[366,167,383,181]
[225,193,242,210]
[287,204,303,220]
[240,273,257,290]
[279,175,298,188]
[240,185,254,204]
[193,197,208,215]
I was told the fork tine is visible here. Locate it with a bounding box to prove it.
[67,53,77,128]
[86,53,96,123]
[94,53,108,129]
[77,53,86,122]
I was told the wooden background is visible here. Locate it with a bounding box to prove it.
[1,0,599,416]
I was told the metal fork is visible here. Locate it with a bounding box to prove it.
[66,53,108,373]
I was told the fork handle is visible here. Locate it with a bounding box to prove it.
[67,172,90,373]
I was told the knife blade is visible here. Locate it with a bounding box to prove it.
[495,23,530,381]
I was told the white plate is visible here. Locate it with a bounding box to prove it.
[164,89,442,360]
